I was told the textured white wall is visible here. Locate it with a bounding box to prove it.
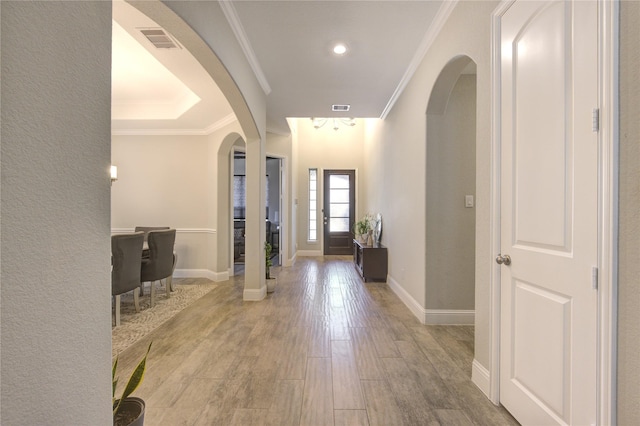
[426,74,476,310]
[618,1,640,422]
[1,2,113,424]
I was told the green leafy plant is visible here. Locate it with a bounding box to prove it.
[265,241,273,279]
[354,214,374,236]
[112,342,152,418]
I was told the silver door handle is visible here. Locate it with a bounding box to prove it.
[323,216,328,225]
[496,254,511,265]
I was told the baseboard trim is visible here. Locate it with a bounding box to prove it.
[425,309,475,325]
[387,275,475,325]
[472,359,491,398]
[174,269,228,282]
[296,250,323,257]
[387,274,428,324]
[212,270,229,282]
[243,286,266,301]
[284,253,297,267]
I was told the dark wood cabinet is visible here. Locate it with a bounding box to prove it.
[353,239,388,282]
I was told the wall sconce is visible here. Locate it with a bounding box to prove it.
[110,165,118,185]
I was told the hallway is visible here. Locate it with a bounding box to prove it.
[115,257,518,425]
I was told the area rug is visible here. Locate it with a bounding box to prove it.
[112,277,217,357]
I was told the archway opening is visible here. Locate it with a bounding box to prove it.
[425,56,477,336]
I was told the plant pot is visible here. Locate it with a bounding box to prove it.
[266,277,277,293]
[114,397,145,426]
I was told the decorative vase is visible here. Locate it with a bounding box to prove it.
[366,230,374,246]
[266,277,277,293]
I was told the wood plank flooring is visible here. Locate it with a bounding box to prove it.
[114,256,518,425]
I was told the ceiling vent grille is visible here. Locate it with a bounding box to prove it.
[332,104,350,112]
[140,28,180,49]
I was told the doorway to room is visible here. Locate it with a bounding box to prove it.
[232,151,282,274]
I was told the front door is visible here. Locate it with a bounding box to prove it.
[323,170,355,255]
[499,1,598,424]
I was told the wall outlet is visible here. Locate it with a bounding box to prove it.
[465,195,474,208]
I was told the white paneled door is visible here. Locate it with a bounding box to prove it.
[499,1,598,425]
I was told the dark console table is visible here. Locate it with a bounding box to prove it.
[353,239,388,282]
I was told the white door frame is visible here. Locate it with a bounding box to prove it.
[488,1,618,424]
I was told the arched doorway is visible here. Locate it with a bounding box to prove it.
[125,1,265,296]
[425,56,477,328]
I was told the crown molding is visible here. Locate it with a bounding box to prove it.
[111,114,237,136]
[204,113,238,134]
[380,0,459,119]
[219,1,272,96]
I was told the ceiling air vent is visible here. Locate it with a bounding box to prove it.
[140,28,180,49]
[332,104,350,112]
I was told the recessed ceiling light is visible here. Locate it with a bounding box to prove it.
[333,43,347,55]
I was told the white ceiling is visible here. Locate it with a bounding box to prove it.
[112,0,448,135]
[111,0,234,135]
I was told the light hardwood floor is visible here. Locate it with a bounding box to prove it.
[115,256,518,425]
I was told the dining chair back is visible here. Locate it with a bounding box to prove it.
[111,232,144,326]
[134,226,170,242]
[141,229,176,307]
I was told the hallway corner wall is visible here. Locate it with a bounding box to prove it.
[1,2,113,423]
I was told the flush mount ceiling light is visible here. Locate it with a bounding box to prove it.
[311,117,356,131]
[332,43,348,55]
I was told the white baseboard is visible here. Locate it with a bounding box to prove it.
[243,286,266,301]
[387,275,475,325]
[472,359,491,398]
[387,275,428,324]
[174,269,228,282]
[296,250,322,257]
[212,270,229,282]
[284,253,297,267]
[425,309,475,325]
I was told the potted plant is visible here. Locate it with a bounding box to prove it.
[113,342,152,426]
[354,214,373,244]
[265,241,276,293]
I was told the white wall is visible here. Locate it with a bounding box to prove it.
[1,2,113,423]
[111,135,216,273]
[364,0,498,371]
[294,118,367,254]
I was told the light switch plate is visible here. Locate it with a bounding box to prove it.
[465,195,474,208]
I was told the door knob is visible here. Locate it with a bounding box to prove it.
[496,254,511,265]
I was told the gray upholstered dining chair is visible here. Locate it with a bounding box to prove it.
[134,226,170,242]
[134,226,178,295]
[112,232,145,327]
[141,229,177,307]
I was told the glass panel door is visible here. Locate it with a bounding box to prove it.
[323,170,355,255]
